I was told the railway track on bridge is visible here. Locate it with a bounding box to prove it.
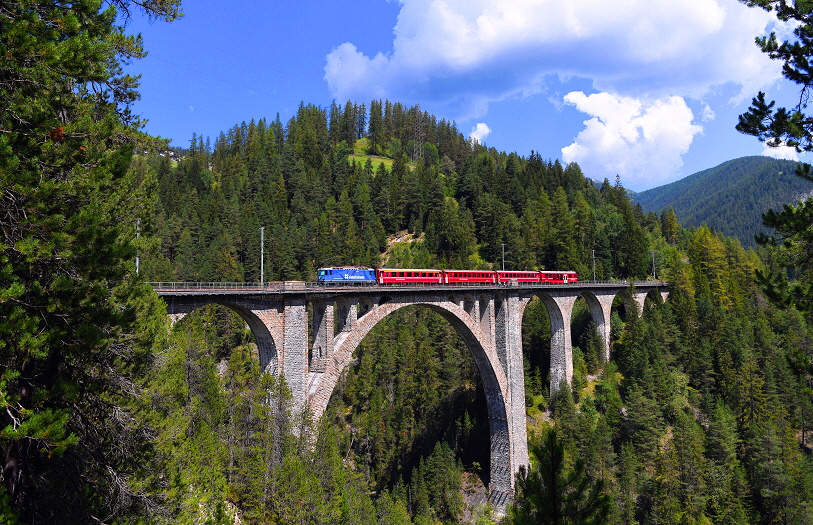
[149,280,668,295]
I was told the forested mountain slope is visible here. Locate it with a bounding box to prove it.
[141,101,654,283]
[633,156,808,246]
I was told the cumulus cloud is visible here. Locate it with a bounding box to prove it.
[561,92,703,188]
[469,123,491,144]
[762,143,800,161]
[324,0,784,117]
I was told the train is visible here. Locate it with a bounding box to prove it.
[316,267,578,285]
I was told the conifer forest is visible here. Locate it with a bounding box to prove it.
[4,1,813,524]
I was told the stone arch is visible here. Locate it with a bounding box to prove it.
[163,297,280,375]
[516,292,575,395]
[576,290,616,363]
[646,287,669,306]
[307,297,516,505]
[616,286,667,318]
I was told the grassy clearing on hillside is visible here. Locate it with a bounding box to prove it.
[348,154,393,172]
[346,138,423,173]
[346,138,392,172]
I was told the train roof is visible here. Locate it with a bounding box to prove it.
[318,266,374,271]
[377,268,442,272]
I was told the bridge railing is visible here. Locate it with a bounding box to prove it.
[148,281,284,291]
[149,280,669,292]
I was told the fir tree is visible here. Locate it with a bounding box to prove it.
[509,428,610,525]
[0,0,181,522]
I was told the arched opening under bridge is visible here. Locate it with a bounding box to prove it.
[307,295,521,507]
[322,305,493,510]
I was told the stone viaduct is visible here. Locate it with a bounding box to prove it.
[154,280,668,509]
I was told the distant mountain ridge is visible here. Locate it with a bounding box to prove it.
[633,156,811,247]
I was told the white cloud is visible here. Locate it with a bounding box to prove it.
[561,92,703,188]
[762,143,800,161]
[324,0,784,117]
[469,122,491,143]
[701,104,716,122]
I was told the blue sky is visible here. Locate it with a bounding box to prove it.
[126,0,804,191]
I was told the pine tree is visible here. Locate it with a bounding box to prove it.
[509,428,610,525]
[0,1,181,522]
[736,1,813,311]
[550,187,581,271]
[661,206,679,245]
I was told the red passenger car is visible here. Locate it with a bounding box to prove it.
[442,270,497,284]
[540,271,578,284]
[496,271,541,284]
[375,268,443,285]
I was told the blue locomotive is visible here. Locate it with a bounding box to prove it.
[316,266,376,284]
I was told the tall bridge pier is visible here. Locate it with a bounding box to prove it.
[156,281,667,509]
